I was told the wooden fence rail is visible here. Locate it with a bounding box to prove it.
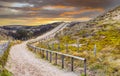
[27,44,87,76]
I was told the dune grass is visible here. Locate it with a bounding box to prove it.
[35,22,120,76]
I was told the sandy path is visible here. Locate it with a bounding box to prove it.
[5,41,77,76]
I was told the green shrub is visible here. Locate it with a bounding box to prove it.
[0,69,12,76]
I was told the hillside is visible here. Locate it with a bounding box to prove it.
[0,22,62,40]
[0,28,11,40]
[36,6,120,76]
[89,6,120,25]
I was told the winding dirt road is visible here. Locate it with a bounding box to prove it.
[5,41,77,76]
[5,23,77,76]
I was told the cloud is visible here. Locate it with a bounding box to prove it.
[0,0,120,25]
[11,2,34,8]
[62,0,119,8]
[60,7,104,17]
[28,11,39,16]
[42,5,76,11]
[30,7,41,11]
[0,1,34,8]
[0,8,24,15]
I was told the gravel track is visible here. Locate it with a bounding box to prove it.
[5,41,77,76]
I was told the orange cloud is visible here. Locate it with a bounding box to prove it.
[0,17,91,26]
[60,7,104,16]
[29,5,75,11]
[42,5,75,11]
[50,5,75,9]
[28,12,38,16]
[0,18,27,25]
[30,7,41,11]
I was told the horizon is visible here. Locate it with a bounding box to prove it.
[0,17,91,26]
[0,0,120,26]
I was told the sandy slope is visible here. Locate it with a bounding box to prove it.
[5,41,77,76]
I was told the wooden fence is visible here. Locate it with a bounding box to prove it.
[27,44,87,76]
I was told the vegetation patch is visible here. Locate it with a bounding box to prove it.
[0,42,14,76]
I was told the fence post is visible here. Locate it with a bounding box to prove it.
[34,47,36,53]
[71,57,74,71]
[77,39,79,52]
[40,48,42,56]
[52,43,54,50]
[46,51,48,60]
[35,47,37,53]
[58,42,60,52]
[47,44,49,49]
[66,42,68,53]
[55,53,57,65]
[50,52,52,63]
[84,59,87,76]
[42,50,44,58]
[61,55,64,69]
[94,44,97,57]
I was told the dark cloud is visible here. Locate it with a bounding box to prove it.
[0,0,120,18]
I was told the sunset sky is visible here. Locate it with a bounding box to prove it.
[0,0,120,26]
